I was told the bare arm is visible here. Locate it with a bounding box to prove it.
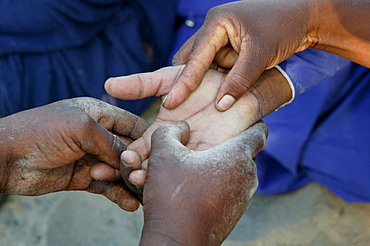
[168,0,370,111]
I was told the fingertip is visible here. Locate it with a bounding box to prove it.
[104,77,115,94]
[161,94,170,109]
[216,94,236,111]
[174,121,191,133]
[122,150,142,167]
[90,163,120,181]
[117,194,140,212]
[162,92,182,109]
[150,122,190,155]
[153,121,190,144]
[129,170,147,187]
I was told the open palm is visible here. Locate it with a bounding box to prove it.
[105,65,260,161]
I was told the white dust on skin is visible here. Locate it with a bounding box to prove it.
[63,97,106,122]
[0,98,111,194]
[158,124,260,241]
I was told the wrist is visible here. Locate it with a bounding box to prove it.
[140,216,202,246]
[248,68,293,118]
[140,207,223,246]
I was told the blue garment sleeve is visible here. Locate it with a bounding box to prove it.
[278,49,351,96]
[0,0,124,55]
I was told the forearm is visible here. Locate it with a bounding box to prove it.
[140,217,219,246]
[307,0,370,67]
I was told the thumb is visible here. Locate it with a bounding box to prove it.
[79,123,126,170]
[150,121,191,159]
[211,121,268,160]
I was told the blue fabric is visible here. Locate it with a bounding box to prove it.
[171,0,370,202]
[278,49,351,96]
[0,0,178,116]
[258,56,370,202]
[2,0,369,202]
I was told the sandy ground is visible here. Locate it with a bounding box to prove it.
[0,183,369,246]
[1,100,369,245]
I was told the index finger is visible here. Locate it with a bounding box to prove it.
[163,24,229,109]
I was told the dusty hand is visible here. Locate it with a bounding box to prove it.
[138,121,268,245]
[0,97,149,211]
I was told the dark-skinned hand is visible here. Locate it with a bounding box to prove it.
[168,0,370,111]
[0,97,149,211]
[105,65,291,190]
[137,121,268,245]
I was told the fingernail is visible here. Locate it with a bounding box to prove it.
[121,151,133,167]
[162,94,170,108]
[217,94,236,111]
[121,159,133,167]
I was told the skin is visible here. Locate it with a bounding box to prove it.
[103,52,289,245]
[165,0,370,111]
[137,121,268,245]
[0,97,149,211]
[104,65,291,187]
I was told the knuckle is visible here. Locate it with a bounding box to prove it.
[226,72,252,96]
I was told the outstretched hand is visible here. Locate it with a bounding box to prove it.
[0,97,149,211]
[138,121,268,245]
[105,65,262,188]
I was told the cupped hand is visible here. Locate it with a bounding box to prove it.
[138,121,268,245]
[168,0,313,111]
[105,65,261,188]
[0,97,149,211]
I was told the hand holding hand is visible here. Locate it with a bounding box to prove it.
[0,97,149,211]
[168,0,312,111]
[106,65,263,188]
[168,0,370,111]
[138,121,268,245]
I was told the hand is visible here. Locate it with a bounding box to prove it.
[167,0,312,111]
[138,121,268,245]
[105,65,262,187]
[168,0,370,111]
[0,97,149,211]
[106,65,292,188]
